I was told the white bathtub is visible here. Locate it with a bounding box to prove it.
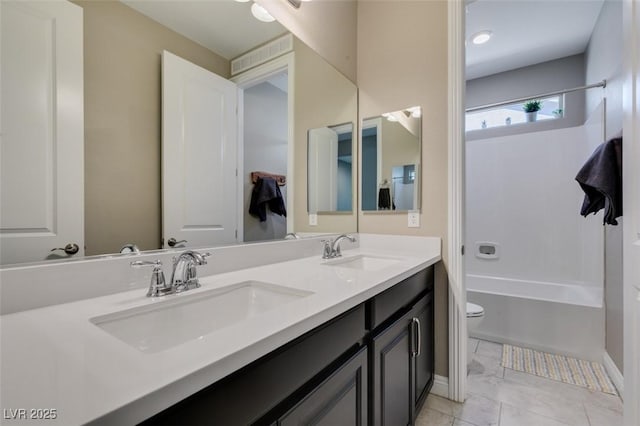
[467,274,605,361]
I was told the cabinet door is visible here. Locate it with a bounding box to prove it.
[278,347,368,426]
[371,311,414,426]
[411,292,434,410]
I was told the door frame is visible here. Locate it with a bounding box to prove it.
[447,0,467,402]
[448,0,640,417]
[622,0,639,424]
[361,117,383,210]
[231,53,295,241]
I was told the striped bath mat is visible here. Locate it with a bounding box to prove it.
[501,344,618,395]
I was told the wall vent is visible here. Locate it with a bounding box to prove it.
[231,34,293,76]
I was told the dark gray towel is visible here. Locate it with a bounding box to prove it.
[378,187,391,209]
[575,137,622,225]
[249,177,286,222]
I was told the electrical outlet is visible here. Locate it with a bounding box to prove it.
[309,213,318,226]
[408,211,420,228]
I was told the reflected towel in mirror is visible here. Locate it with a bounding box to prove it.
[249,177,287,222]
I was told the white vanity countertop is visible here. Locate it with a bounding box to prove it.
[0,236,440,425]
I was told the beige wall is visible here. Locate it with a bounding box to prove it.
[293,39,359,234]
[75,0,228,255]
[358,0,450,376]
[258,0,357,83]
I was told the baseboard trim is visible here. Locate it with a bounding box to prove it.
[431,374,449,398]
[603,351,624,399]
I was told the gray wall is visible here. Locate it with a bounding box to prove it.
[585,0,624,372]
[465,54,585,141]
[243,81,288,242]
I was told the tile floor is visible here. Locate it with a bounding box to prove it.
[415,339,624,426]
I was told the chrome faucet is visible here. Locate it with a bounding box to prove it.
[322,234,356,259]
[131,250,210,297]
[170,250,210,293]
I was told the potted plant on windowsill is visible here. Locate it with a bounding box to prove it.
[523,100,543,122]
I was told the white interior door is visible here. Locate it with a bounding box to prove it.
[162,51,238,249]
[0,0,84,265]
[623,1,640,424]
[308,127,338,212]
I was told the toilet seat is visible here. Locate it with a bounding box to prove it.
[467,302,484,318]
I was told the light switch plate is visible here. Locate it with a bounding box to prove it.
[309,214,318,226]
[408,211,420,228]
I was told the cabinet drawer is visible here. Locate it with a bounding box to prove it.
[367,266,434,331]
[141,304,366,426]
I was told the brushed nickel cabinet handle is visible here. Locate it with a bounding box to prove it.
[412,317,422,357]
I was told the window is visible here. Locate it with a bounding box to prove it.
[466,95,563,131]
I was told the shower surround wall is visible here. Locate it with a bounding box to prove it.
[466,103,606,361]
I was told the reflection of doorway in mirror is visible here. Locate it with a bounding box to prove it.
[392,165,417,211]
[233,53,293,243]
[361,119,383,211]
[242,71,289,242]
[307,123,354,214]
[334,124,353,212]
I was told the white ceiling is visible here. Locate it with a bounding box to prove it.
[121,0,287,60]
[466,0,605,80]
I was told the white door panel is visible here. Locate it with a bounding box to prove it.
[162,51,237,248]
[0,0,84,264]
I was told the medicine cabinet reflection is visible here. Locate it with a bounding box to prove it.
[361,106,422,212]
[307,123,354,213]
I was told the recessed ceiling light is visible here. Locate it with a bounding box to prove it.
[471,30,492,45]
[251,3,275,22]
[234,0,251,2]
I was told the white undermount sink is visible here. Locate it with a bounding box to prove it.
[91,281,313,354]
[323,254,401,271]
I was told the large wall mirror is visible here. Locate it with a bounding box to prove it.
[307,123,354,214]
[0,0,357,266]
[361,106,422,212]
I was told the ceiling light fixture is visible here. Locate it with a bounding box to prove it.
[471,30,492,45]
[251,3,275,22]
[234,0,251,2]
[382,112,399,122]
[406,106,421,118]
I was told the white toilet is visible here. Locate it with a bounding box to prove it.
[467,302,485,365]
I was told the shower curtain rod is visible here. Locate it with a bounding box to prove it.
[465,80,607,113]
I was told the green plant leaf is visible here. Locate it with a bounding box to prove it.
[523,100,543,112]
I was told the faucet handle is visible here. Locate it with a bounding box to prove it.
[131,260,172,297]
[130,260,162,268]
[199,252,211,264]
[321,240,333,259]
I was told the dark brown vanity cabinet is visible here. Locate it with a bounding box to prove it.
[140,266,435,426]
[274,346,368,426]
[369,268,435,426]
